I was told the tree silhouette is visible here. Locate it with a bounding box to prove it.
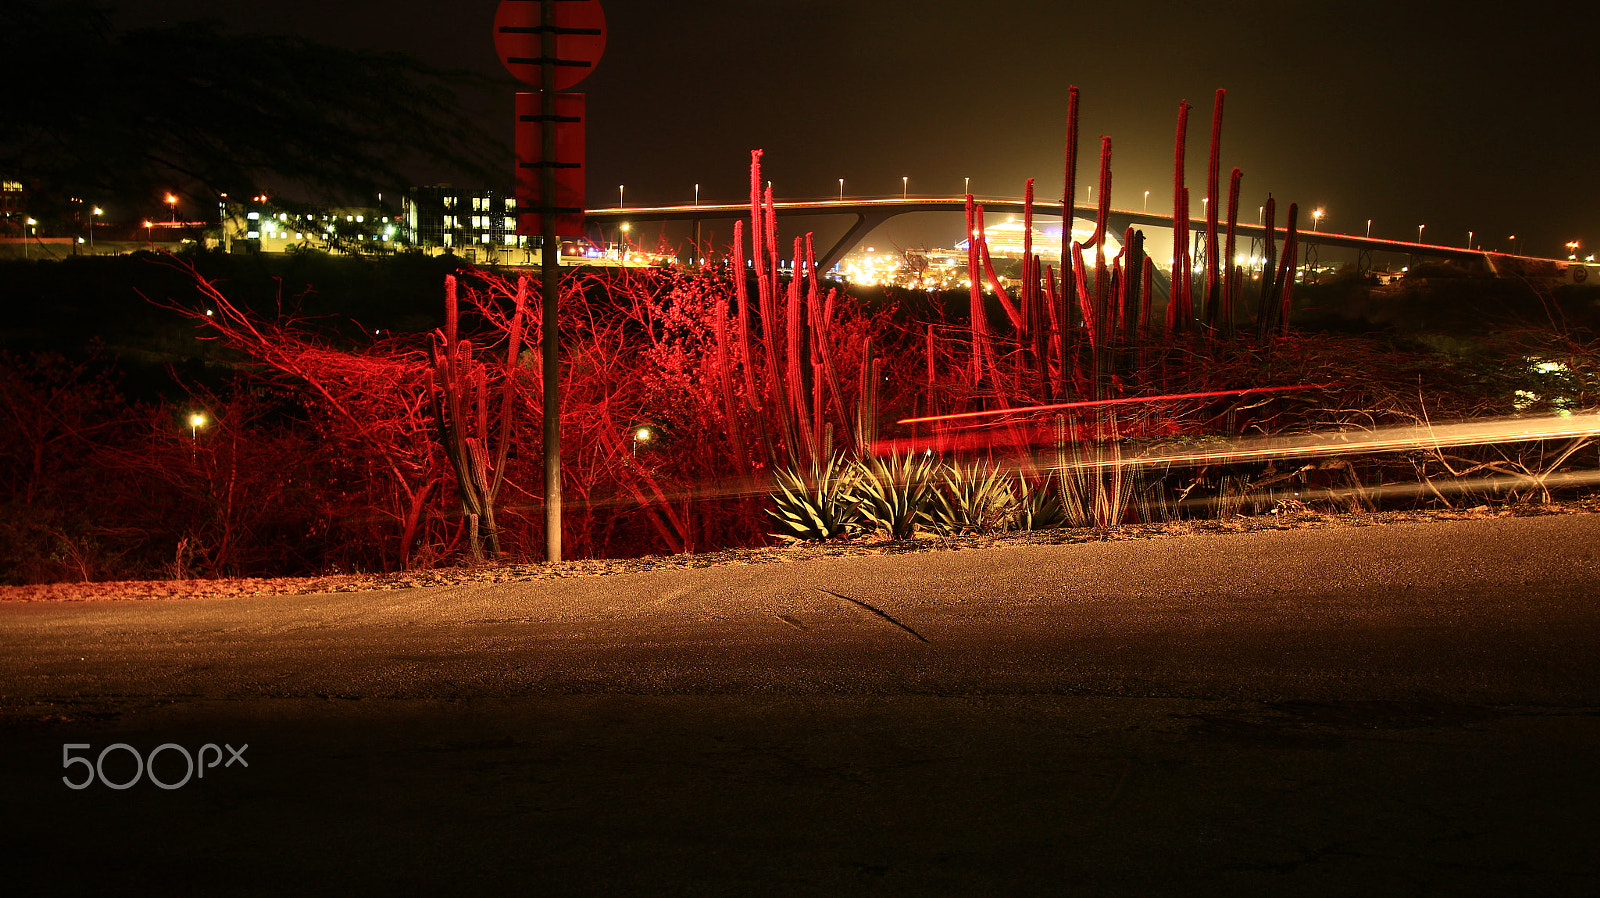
[2,1,504,224]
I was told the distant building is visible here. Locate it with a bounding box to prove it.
[219,195,396,255]
[2,180,25,235]
[402,186,531,263]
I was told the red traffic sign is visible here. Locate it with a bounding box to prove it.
[494,0,606,91]
[515,92,587,237]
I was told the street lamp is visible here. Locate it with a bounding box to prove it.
[618,221,630,259]
[1366,219,1372,238]
[90,206,102,249]
[1417,224,1426,244]
[617,185,624,209]
[1143,190,1150,212]
[1466,230,1473,250]
[631,425,653,456]
[165,193,178,223]
[1567,241,1580,260]
[1509,235,1517,255]
[964,176,970,196]
[839,178,844,201]
[189,413,207,441]
[693,183,699,207]
[902,176,908,200]
[1312,208,1323,231]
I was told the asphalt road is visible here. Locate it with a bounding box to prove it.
[2,514,1598,895]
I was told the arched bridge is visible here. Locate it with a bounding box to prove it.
[585,197,1511,274]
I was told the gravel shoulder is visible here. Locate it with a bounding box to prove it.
[5,499,1596,603]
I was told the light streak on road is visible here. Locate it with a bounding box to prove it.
[896,384,1333,426]
[1034,412,1600,473]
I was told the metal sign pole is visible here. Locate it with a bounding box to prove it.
[539,0,562,563]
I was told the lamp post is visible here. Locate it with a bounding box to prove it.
[1366,219,1372,238]
[90,206,101,249]
[1509,234,1517,255]
[617,184,624,209]
[1312,208,1323,232]
[1417,224,1425,244]
[839,178,844,201]
[1467,230,1473,250]
[693,183,699,207]
[902,176,908,200]
[23,217,35,258]
[964,176,970,196]
[631,426,653,456]
[189,413,206,441]
[1143,189,1150,212]
[165,193,178,223]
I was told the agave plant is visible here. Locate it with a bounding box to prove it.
[850,451,943,540]
[768,453,860,543]
[1016,470,1067,531]
[939,460,1020,534]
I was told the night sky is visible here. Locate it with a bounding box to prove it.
[112,1,1598,259]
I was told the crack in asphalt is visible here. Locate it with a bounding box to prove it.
[815,588,930,643]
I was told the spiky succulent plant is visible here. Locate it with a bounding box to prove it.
[939,460,1020,534]
[767,454,859,543]
[850,451,943,540]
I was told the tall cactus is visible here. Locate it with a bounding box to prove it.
[1170,100,1192,332]
[427,273,525,560]
[1203,89,1225,328]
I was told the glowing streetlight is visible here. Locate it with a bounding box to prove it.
[1143,189,1150,211]
[1366,219,1372,238]
[165,192,178,223]
[1312,208,1324,231]
[631,425,654,456]
[1466,230,1473,250]
[839,178,844,201]
[902,176,908,200]
[1567,241,1580,260]
[964,176,970,196]
[1417,224,1426,243]
[693,183,699,207]
[1509,234,1518,255]
[189,413,207,440]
